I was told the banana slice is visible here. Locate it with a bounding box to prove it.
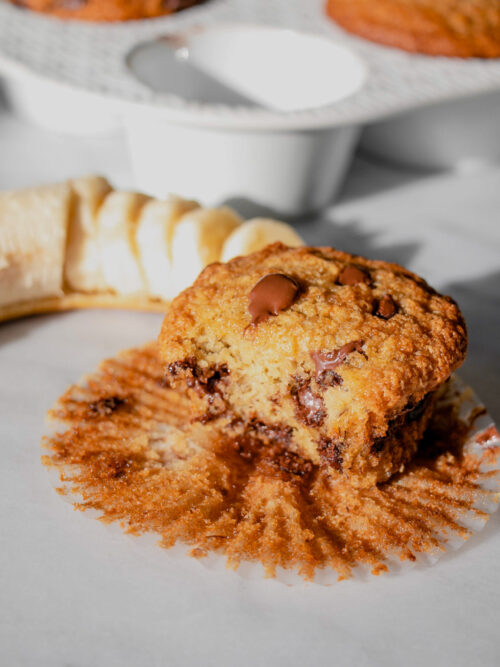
[0,183,72,308]
[171,207,243,295]
[136,196,199,301]
[221,218,304,263]
[64,175,112,293]
[97,191,151,296]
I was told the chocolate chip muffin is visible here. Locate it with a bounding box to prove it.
[9,0,205,22]
[159,243,467,484]
[326,0,500,58]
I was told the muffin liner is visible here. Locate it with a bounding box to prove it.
[42,343,500,585]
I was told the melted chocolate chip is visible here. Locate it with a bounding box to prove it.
[248,273,300,325]
[405,395,431,422]
[88,396,127,417]
[375,295,397,320]
[318,438,344,472]
[337,265,371,286]
[370,394,432,454]
[231,430,313,479]
[292,382,326,427]
[168,358,229,395]
[311,340,366,382]
[168,358,196,377]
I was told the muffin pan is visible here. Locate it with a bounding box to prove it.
[1,0,500,211]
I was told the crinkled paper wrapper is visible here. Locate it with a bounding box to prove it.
[42,344,500,585]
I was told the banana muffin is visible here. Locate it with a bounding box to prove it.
[159,243,467,484]
[9,0,205,22]
[326,0,500,58]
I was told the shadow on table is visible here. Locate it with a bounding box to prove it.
[444,269,500,424]
[295,216,422,269]
[222,155,436,224]
[338,153,440,204]
[0,313,43,347]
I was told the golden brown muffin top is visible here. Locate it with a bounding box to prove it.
[9,0,205,22]
[159,243,467,477]
[326,0,500,58]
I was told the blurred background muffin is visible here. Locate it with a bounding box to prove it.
[8,0,206,22]
[326,0,500,58]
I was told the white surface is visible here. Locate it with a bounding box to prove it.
[125,25,364,214]
[361,89,500,169]
[3,0,500,130]
[3,1,500,212]
[1,106,500,666]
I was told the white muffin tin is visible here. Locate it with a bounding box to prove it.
[1,0,500,212]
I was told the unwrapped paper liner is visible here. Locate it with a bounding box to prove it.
[42,344,500,585]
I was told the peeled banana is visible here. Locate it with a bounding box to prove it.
[97,191,151,296]
[136,196,199,301]
[0,176,305,322]
[0,183,72,308]
[171,207,243,295]
[65,175,112,293]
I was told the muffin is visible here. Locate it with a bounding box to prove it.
[326,0,500,58]
[9,0,206,22]
[159,243,467,484]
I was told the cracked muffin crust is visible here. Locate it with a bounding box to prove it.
[326,0,500,58]
[158,243,467,484]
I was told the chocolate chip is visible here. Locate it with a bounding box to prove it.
[292,382,326,426]
[168,358,229,395]
[88,396,127,417]
[318,438,344,471]
[375,295,397,319]
[405,395,430,422]
[311,340,366,382]
[337,265,371,286]
[168,358,196,377]
[370,393,432,454]
[371,437,386,454]
[248,273,300,325]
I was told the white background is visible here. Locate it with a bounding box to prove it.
[0,101,499,667]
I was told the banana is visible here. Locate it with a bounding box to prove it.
[136,196,199,301]
[0,183,72,308]
[64,175,112,292]
[97,191,151,296]
[171,207,243,294]
[0,178,306,321]
[221,218,304,263]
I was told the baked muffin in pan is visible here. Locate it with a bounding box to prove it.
[326,0,500,58]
